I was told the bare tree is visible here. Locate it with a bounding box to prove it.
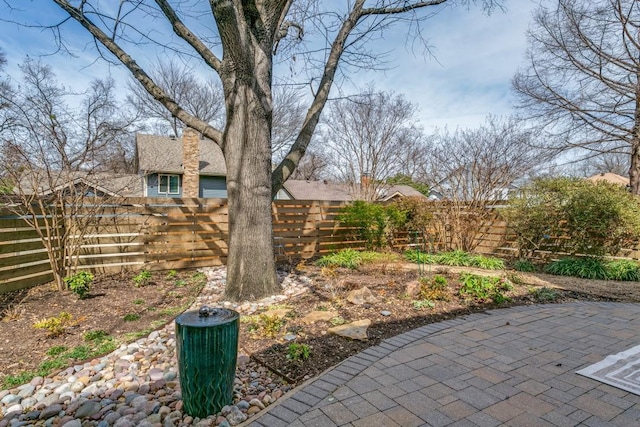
[513,0,640,193]
[0,60,138,290]
[290,148,330,181]
[425,116,546,251]
[323,87,426,200]
[16,0,503,300]
[128,60,225,136]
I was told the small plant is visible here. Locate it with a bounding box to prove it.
[431,275,448,290]
[413,299,435,310]
[330,316,346,326]
[64,345,91,360]
[83,329,108,342]
[288,343,311,361]
[191,271,207,284]
[64,271,93,299]
[418,275,449,301]
[1,304,23,322]
[33,312,75,336]
[174,279,187,287]
[166,270,178,278]
[123,313,140,322]
[530,287,560,302]
[544,257,609,280]
[513,259,536,273]
[458,273,513,304]
[133,298,145,305]
[133,270,152,287]
[258,314,285,338]
[45,345,68,356]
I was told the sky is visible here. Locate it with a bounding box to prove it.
[0,0,539,132]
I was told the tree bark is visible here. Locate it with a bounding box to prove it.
[214,1,280,300]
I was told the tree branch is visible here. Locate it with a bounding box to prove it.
[154,0,223,73]
[52,0,223,144]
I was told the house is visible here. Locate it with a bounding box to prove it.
[136,129,427,201]
[277,179,426,201]
[586,172,630,187]
[136,128,227,198]
[16,170,142,198]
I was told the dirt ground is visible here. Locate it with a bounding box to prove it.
[1,261,638,388]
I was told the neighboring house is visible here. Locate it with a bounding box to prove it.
[136,129,227,198]
[16,170,142,198]
[278,179,427,201]
[586,172,630,187]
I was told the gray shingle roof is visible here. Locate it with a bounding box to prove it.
[282,180,427,201]
[17,171,143,197]
[136,134,226,176]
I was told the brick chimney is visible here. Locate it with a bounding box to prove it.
[182,127,200,198]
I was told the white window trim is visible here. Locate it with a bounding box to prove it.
[158,174,180,195]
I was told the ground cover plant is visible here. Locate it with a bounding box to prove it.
[1,251,639,390]
[544,257,640,281]
[404,249,505,270]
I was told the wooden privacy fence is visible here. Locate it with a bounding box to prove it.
[0,198,434,294]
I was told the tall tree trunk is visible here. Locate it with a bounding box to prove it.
[220,54,279,301]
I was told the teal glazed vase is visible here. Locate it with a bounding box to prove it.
[175,307,239,418]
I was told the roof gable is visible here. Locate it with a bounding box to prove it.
[136,134,226,176]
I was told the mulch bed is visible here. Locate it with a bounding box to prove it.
[0,261,631,388]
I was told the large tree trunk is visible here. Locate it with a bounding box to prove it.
[219,34,279,301]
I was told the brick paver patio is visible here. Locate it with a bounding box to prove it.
[247,302,640,427]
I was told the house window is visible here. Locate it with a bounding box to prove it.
[159,174,180,194]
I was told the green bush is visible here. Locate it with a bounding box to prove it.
[544,257,609,280]
[316,249,382,269]
[64,271,93,299]
[338,201,392,249]
[505,178,640,258]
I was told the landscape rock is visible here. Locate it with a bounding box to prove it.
[327,319,371,341]
[405,281,421,298]
[346,287,378,305]
[301,311,338,324]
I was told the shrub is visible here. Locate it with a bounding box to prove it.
[338,201,391,249]
[405,250,504,270]
[387,197,433,234]
[544,257,609,280]
[288,343,311,361]
[133,270,152,287]
[505,178,640,258]
[64,271,93,299]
